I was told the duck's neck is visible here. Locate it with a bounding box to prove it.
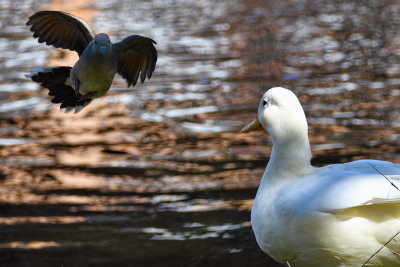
[264,132,313,184]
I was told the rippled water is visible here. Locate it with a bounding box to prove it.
[93,0,245,134]
[0,0,400,266]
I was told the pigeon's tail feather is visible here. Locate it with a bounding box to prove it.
[27,66,91,113]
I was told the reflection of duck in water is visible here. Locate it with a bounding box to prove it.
[242,87,400,266]
[26,11,157,113]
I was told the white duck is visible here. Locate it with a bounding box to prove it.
[242,87,400,266]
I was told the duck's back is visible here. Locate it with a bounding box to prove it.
[252,159,400,266]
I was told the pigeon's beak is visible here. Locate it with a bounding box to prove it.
[100,46,106,54]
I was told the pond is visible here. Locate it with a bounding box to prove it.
[0,0,399,266]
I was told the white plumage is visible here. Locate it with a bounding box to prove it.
[242,87,400,266]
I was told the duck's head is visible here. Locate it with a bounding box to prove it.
[241,87,308,144]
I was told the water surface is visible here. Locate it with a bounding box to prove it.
[0,0,399,266]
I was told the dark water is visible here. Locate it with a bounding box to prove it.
[0,0,399,266]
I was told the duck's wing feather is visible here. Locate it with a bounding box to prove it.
[276,160,400,217]
[27,10,95,56]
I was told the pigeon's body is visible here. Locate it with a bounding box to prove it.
[26,11,157,113]
[70,33,118,98]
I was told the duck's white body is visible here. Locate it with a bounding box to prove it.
[243,87,400,266]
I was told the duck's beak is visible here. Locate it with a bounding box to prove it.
[241,117,263,133]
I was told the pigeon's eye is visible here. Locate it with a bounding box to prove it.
[263,100,268,106]
[95,41,97,44]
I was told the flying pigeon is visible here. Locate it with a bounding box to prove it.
[26,10,157,113]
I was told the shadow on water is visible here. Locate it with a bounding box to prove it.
[1,186,273,266]
[0,0,399,266]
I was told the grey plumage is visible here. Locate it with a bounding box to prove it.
[26,10,157,113]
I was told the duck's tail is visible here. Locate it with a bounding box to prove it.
[26,66,92,113]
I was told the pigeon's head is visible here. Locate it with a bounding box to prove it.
[93,33,112,54]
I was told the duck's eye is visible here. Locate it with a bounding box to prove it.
[263,100,268,106]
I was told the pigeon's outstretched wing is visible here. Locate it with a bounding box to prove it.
[26,10,95,56]
[113,35,157,87]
